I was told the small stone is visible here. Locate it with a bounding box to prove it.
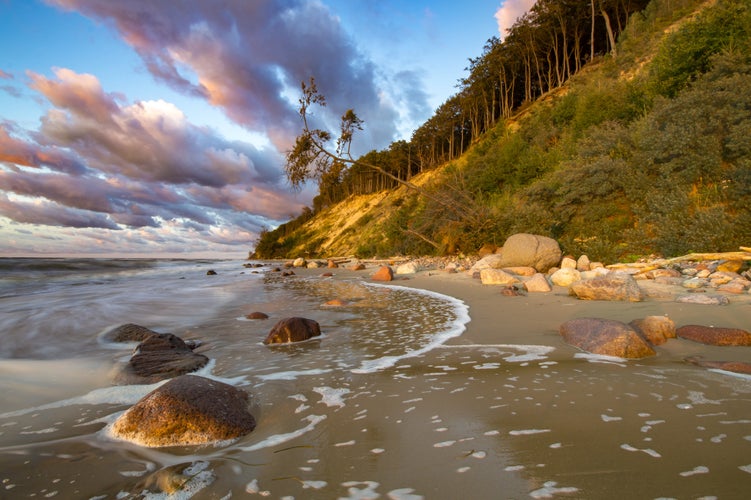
[206,270,217,276]
[323,299,348,307]
[560,257,577,269]
[681,277,707,289]
[576,255,591,272]
[245,312,269,320]
[523,273,552,293]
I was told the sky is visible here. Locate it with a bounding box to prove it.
[0,0,534,258]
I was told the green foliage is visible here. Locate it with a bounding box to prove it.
[648,0,751,98]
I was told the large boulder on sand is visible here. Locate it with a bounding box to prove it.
[111,375,256,447]
[569,273,643,301]
[480,268,519,285]
[118,333,209,384]
[676,325,751,346]
[559,318,656,358]
[497,233,562,273]
[264,317,321,345]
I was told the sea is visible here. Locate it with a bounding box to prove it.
[0,258,750,499]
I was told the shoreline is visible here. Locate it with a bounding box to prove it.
[286,262,751,367]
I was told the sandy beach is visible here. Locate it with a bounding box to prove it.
[1,259,750,499]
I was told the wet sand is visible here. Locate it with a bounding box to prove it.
[2,264,750,499]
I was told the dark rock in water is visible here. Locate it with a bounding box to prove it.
[685,356,751,374]
[118,333,209,384]
[559,318,656,358]
[264,317,321,345]
[629,316,676,346]
[676,325,751,346]
[569,273,643,302]
[103,323,160,343]
[281,270,295,277]
[206,269,217,275]
[111,375,256,447]
[245,311,269,320]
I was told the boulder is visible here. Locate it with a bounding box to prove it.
[264,317,321,345]
[523,273,552,293]
[327,260,339,268]
[396,262,421,275]
[498,233,562,272]
[629,316,676,346]
[560,257,577,269]
[103,323,160,343]
[675,294,729,305]
[502,266,537,276]
[469,253,504,272]
[569,273,643,302]
[559,318,655,358]
[349,262,366,271]
[122,333,209,384]
[718,280,749,294]
[676,325,751,346]
[111,375,256,447]
[372,265,394,281]
[550,268,581,287]
[480,268,519,285]
[245,312,269,320]
[292,257,307,268]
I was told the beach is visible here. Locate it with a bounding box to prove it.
[1,259,750,498]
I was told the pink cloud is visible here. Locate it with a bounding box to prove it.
[495,0,536,39]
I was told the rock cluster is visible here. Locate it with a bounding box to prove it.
[104,323,255,448]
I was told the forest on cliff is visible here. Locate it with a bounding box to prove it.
[254,0,751,263]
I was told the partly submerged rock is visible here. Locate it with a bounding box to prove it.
[676,325,751,346]
[559,318,656,358]
[102,323,160,343]
[569,273,643,302]
[118,333,209,384]
[245,311,269,320]
[685,356,751,375]
[629,316,676,346]
[264,317,321,345]
[111,375,255,447]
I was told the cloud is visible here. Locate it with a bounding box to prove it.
[495,0,536,39]
[0,193,120,229]
[49,0,410,154]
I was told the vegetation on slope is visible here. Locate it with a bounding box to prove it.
[254,0,751,262]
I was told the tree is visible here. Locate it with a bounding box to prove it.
[284,77,480,221]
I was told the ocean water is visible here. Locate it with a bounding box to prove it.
[1,258,750,499]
